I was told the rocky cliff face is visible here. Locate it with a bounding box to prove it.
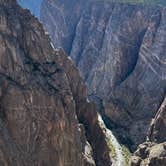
[0,0,112,165]
[148,97,166,143]
[40,0,166,150]
[17,0,42,17]
[130,97,166,166]
[53,49,112,166]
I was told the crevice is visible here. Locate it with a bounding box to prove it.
[118,28,147,86]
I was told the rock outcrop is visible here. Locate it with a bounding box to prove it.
[130,142,166,166]
[40,0,166,150]
[148,97,166,143]
[0,0,112,165]
[17,0,42,17]
[130,97,166,166]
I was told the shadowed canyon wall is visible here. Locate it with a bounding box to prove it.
[40,0,166,150]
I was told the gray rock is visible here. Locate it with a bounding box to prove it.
[40,0,166,150]
[148,96,166,143]
[0,1,112,165]
[130,142,166,166]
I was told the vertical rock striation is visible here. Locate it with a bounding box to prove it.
[148,97,166,143]
[54,49,112,166]
[130,142,166,166]
[40,0,166,150]
[0,0,112,165]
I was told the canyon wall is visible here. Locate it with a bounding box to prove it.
[17,0,42,17]
[0,0,112,165]
[1,0,165,165]
[40,0,166,150]
[130,97,166,166]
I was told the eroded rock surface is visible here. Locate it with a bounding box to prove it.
[130,97,166,166]
[17,0,42,17]
[54,49,112,166]
[0,0,112,165]
[130,142,166,166]
[40,0,166,150]
[148,97,166,143]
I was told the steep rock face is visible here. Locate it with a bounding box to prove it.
[54,49,112,166]
[104,6,166,149]
[41,0,89,54]
[130,98,166,166]
[0,1,83,165]
[0,1,112,165]
[17,0,42,17]
[40,0,166,150]
[148,97,166,143]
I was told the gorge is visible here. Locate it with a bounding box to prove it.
[39,0,166,151]
[0,0,165,165]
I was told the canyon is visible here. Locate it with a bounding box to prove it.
[0,0,165,165]
[39,0,166,151]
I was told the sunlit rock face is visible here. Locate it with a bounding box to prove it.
[40,0,166,150]
[0,1,84,165]
[0,1,113,165]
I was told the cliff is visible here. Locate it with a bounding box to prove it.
[40,0,166,150]
[0,0,112,165]
[130,97,166,166]
[17,0,42,17]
